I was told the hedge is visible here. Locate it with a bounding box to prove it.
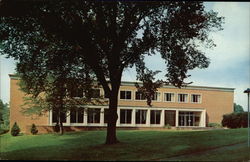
[222,112,249,128]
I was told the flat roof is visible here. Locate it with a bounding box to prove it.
[9,74,235,92]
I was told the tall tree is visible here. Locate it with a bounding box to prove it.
[0,1,224,144]
[234,103,244,113]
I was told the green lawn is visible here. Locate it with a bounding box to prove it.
[0,128,250,161]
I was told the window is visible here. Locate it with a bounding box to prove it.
[178,94,188,103]
[91,89,100,98]
[150,110,161,124]
[191,94,201,103]
[136,110,147,124]
[164,93,175,102]
[52,110,67,123]
[70,88,83,98]
[152,92,161,101]
[70,109,84,123]
[120,109,132,124]
[135,91,146,100]
[104,109,109,123]
[120,91,132,100]
[87,108,101,123]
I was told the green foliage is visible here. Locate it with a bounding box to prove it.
[234,103,244,113]
[0,1,224,142]
[53,123,60,133]
[11,122,20,136]
[208,123,222,128]
[165,124,171,129]
[0,99,9,129]
[30,123,38,135]
[222,112,248,128]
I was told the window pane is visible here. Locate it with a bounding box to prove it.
[136,110,147,124]
[120,91,125,99]
[88,108,100,123]
[70,110,77,123]
[120,109,132,124]
[165,110,176,126]
[92,89,100,98]
[78,110,84,123]
[126,91,131,99]
[150,110,161,124]
[52,110,58,123]
[135,91,145,100]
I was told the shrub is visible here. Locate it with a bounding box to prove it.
[208,123,222,128]
[30,123,38,135]
[53,123,60,132]
[165,124,171,129]
[11,122,20,136]
[222,112,248,128]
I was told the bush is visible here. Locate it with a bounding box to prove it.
[30,123,38,135]
[222,112,248,128]
[53,123,60,132]
[165,124,171,129]
[11,122,20,136]
[208,123,222,128]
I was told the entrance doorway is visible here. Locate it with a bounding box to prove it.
[179,111,201,126]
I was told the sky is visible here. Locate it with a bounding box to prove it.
[0,2,250,111]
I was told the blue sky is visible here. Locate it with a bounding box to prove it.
[0,2,250,111]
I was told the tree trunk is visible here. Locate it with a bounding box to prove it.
[105,83,120,144]
[59,121,64,135]
[59,110,64,135]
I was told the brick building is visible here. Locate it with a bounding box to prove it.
[9,74,234,133]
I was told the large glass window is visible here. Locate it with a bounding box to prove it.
[70,88,83,98]
[52,110,67,123]
[164,93,175,102]
[191,94,201,103]
[150,110,161,124]
[152,92,161,101]
[135,91,146,100]
[120,109,132,124]
[87,108,101,123]
[120,91,132,100]
[178,111,200,126]
[136,110,147,124]
[178,94,188,103]
[91,89,101,98]
[70,109,84,123]
[165,110,176,126]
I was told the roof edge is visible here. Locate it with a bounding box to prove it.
[9,74,235,92]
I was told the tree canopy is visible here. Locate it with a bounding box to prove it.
[234,103,244,113]
[0,1,224,144]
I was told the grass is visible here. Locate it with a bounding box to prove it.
[0,128,250,161]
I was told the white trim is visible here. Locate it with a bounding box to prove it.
[163,92,175,102]
[119,90,133,100]
[190,93,202,104]
[177,93,189,103]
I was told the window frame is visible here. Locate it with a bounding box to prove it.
[119,90,132,100]
[177,93,189,103]
[190,94,202,104]
[163,92,175,102]
[152,92,161,102]
[134,91,146,101]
